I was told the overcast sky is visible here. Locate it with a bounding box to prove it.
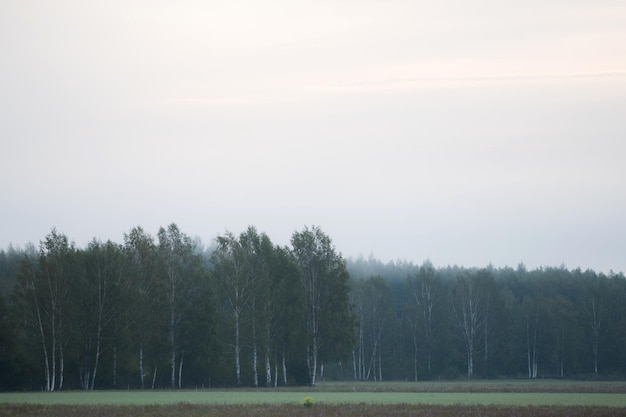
[1,0,625,273]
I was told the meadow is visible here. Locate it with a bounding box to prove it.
[1,380,625,417]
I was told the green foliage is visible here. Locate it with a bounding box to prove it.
[291,226,356,385]
[2,225,626,390]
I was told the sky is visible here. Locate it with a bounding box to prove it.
[1,0,625,273]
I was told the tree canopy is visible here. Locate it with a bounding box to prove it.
[0,225,625,390]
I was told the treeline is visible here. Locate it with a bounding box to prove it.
[0,225,625,391]
[345,258,626,382]
[0,224,353,391]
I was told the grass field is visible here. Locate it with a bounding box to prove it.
[1,380,625,417]
[1,390,626,407]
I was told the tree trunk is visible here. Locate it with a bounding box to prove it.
[359,324,364,380]
[412,332,418,382]
[234,310,241,386]
[170,342,176,389]
[483,296,490,378]
[252,318,258,387]
[366,339,378,380]
[32,281,52,391]
[59,336,64,390]
[139,346,145,389]
[113,346,117,388]
[51,320,57,391]
[467,341,473,379]
[533,312,538,378]
[527,321,532,379]
[264,350,271,387]
[588,298,601,374]
[178,352,184,389]
[90,327,102,390]
[169,298,177,389]
[311,333,318,386]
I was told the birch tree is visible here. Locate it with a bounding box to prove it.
[15,229,74,391]
[268,245,305,386]
[291,225,354,386]
[352,276,394,381]
[212,231,254,386]
[75,240,126,389]
[451,270,486,379]
[546,296,576,377]
[584,278,607,375]
[406,261,442,380]
[123,226,158,388]
[157,223,197,389]
[236,227,274,387]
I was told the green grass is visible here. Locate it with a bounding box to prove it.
[312,379,626,393]
[2,383,626,417]
[2,390,626,407]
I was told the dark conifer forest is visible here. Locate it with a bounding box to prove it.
[0,224,625,391]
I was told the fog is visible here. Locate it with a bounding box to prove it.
[2,0,625,273]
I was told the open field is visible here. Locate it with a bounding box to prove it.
[1,380,624,417]
[1,390,626,407]
[311,380,626,393]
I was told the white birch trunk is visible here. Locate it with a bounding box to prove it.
[113,346,117,388]
[178,353,184,389]
[366,339,378,380]
[531,311,538,378]
[359,324,364,380]
[59,335,64,390]
[234,309,241,386]
[589,298,601,374]
[311,334,318,386]
[31,277,52,391]
[264,351,271,387]
[252,318,258,387]
[51,317,57,391]
[91,326,102,390]
[139,346,145,389]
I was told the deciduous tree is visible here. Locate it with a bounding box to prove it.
[291,226,355,386]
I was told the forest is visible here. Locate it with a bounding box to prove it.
[0,224,625,391]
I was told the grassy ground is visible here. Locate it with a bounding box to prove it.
[313,379,626,393]
[1,380,625,416]
[1,390,626,407]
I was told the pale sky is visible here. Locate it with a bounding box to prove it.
[1,0,625,273]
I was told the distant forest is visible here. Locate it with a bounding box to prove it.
[1,224,625,391]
